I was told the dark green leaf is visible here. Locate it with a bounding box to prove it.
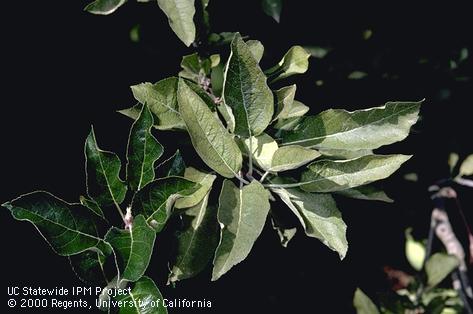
[69,250,109,286]
[281,101,422,150]
[127,105,163,191]
[85,0,126,15]
[105,215,156,282]
[178,79,242,178]
[115,276,168,314]
[132,177,200,232]
[79,195,106,219]
[2,191,108,256]
[168,194,219,283]
[155,150,186,177]
[223,33,273,137]
[212,180,270,280]
[261,0,282,23]
[157,0,196,47]
[85,128,127,207]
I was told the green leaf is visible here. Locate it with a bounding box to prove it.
[348,71,368,80]
[459,154,473,176]
[211,62,225,97]
[169,194,219,283]
[270,145,321,172]
[105,215,155,282]
[223,33,274,137]
[405,228,426,271]
[2,191,108,256]
[127,105,164,191]
[425,253,459,288]
[84,0,126,15]
[132,177,200,232]
[272,188,347,259]
[335,186,393,203]
[212,180,270,280]
[157,0,196,47]
[266,46,310,82]
[124,77,184,130]
[69,249,110,286]
[281,101,422,150]
[271,217,296,248]
[448,152,459,174]
[353,288,380,314]
[273,85,309,121]
[261,0,282,23]
[115,276,168,314]
[178,79,242,178]
[179,53,211,82]
[274,116,302,131]
[318,148,373,160]
[85,128,127,207]
[175,167,216,209]
[79,195,106,219]
[300,154,411,192]
[155,150,186,177]
[243,133,279,171]
[246,40,264,63]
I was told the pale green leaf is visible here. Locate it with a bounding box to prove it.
[115,276,167,314]
[318,148,373,160]
[272,188,347,259]
[300,154,411,192]
[157,0,196,47]
[2,191,109,256]
[348,71,368,80]
[132,177,200,232]
[405,228,426,271]
[223,33,274,137]
[261,0,282,23]
[178,79,242,178]
[274,116,302,131]
[281,101,422,150]
[270,145,321,172]
[246,40,264,63]
[448,152,459,174]
[426,253,459,288]
[273,85,297,121]
[353,288,380,314]
[271,218,297,248]
[212,180,270,280]
[266,46,310,82]
[168,194,219,283]
[175,167,216,209]
[127,105,163,191]
[243,133,278,171]
[459,154,473,176]
[335,186,393,203]
[85,128,127,207]
[85,0,126,15]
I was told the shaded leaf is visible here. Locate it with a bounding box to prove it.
[157,0,196,47]
[272,187,347,259]
[271,218,296,248]
[69,249,109,286]
[281,101,421,150]
[223,33,273,137]
[274,116,302,131]
[115,276,167,314]
[212,180,270,280]
[85,128,127,207]
[178,79,242,178]
[132,177,200,232]
[168,194,219,283]
[105,215,155,282]
[353,288,380,314]
[425,253,459,288]
[300,154,411,192]
[2,191,108,256]
[85,0,126,15]
[273,85,296,121]
[175,167,216,209]
[127,105,163,191]
[335,186,393,203]
[261,0,282,23]
[80,195,106,219]
[266,46,310,82]
[155,150,186,177]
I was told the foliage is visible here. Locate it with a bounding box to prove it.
[2,1,422,312]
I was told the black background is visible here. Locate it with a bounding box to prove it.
[1,1,472,313]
